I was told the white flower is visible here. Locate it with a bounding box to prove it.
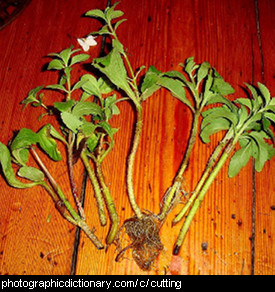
[77,35,97,52]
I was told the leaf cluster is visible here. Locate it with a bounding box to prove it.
[155,57,235,113]
[200,82,275,177]
[0,124,64,188]
[21,43,121,162]
[21,47,90,111]
[85,2,126,36]
[86,2,165,110]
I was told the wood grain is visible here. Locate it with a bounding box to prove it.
[253,0,275,275]
[0,0,274,275]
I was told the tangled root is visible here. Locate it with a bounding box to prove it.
[115,213,163,270]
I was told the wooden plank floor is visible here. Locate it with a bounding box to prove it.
[0,0,274,275]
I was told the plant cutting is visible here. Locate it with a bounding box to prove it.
[0,125,104,249]
[156,57,235,221]
[172,82,275,254]
[83,3,192,269]
[0,38,123,246]
[32,45,123,245]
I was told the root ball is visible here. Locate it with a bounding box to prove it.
[116,213,163,270]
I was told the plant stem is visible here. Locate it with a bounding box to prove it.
[77,220,104,249]
[172,129,234,224]
[31,148,103,249]
[126,107,144,219]
[81,151,107,226]
[97,136,114,164]
[40,181,77,225]
[173,141,235,255]
[108,22,144,219]
[158,110,200,220]
[64,67,85,217]
[31,148,79,220]
[68,131,86,219]
[95,161,119,244]
[108,23,138,92]
[178,110,200,178]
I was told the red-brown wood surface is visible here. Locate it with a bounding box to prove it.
[0,0,274,275]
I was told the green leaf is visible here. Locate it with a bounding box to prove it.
[61,112,83,134]
[54,100,76,112]
[112,39,124,54]
[211,71,235,95]
[64,66,72,79]
[12,148,29,166]
[11,128,39,151]
[17,166,45,182]
[85,9,106,21]
[211,78,234,95]
[86,134,100,153]
[245,83,258,100]
[47,124,67,145]
[0,142,38,188]
[59,47,73,66]
[105,94,116,107]
[72,101,103,118]
[141,66,161,87]
[203,71,214,100]
[184,57,199,75]
[80,74,101,98]
[21,97,37,109]
[72,78,88,91]
[228,140,253,178]
[247,112,262,125]
[268,97,275,106]
[80,92,91,101]
[46,84,67,92]
[59,73,67,86]
[262,116,271,131]
[197,62,210,85]
[264,112,275,124]
[206,94,235,111]
[201,106,238,129]
[261,116,274,140]
[10,128,38,166]
[47,52,60,58]
[98,120,115,141]
[114,19,127,31]
[47,59,64,70]
[236,105,249,129]
[164,70,189,84]
[140,66,162,101]
[92,48,137,104]
[234,97,253,110]
[247,131,275,172]
[157,76,193,110]
[200,118,231,143]
[70,53,90,66]
[106,9,124,22]
[27,86,44,98]
[21,86,44,109]
[93,24,111,35]
[105,2,123,22]
[257,82,270,105]
[245,83,263,109]
[37,126,62,161]
[104,95,120,119]
[98,77,115,94]
[79,121,97,137]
